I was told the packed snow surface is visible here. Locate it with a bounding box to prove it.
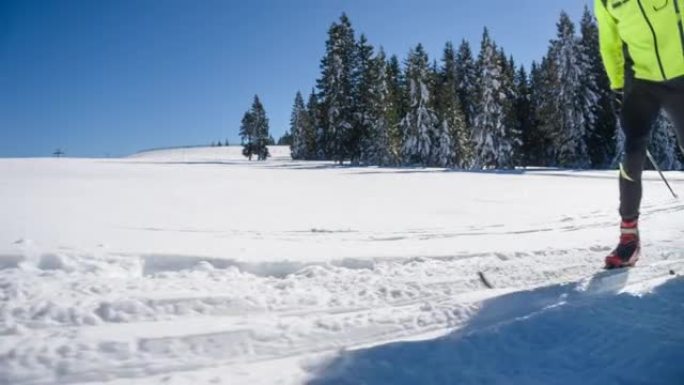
[1,146,683,385]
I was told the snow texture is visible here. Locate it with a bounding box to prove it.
[1,146,683,385]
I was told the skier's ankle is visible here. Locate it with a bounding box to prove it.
[620,218,638,228]
[619,218,639,239]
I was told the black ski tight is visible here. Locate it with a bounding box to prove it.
[620,76,684,220]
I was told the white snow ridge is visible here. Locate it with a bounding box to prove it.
[1,146,683,385]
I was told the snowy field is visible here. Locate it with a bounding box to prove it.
[1,146,683,385]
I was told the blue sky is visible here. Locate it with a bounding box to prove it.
[1,0,590,158]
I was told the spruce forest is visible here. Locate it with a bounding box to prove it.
[288,8,683,170]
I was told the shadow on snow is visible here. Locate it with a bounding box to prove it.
[307,272,684,385]
[114,159,683,183]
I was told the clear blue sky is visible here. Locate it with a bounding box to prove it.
[1,0,590,158]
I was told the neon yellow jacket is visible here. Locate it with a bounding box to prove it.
[595,0,684,90]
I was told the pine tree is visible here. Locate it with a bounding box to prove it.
[455,40,478,131]
[386,55,407,165]
[317,13,357,164]
[357,48,392,165]
[290,91,310,160]
[435,41,470,167]
[549,12,593,168]
[525,62,542,165]
[514,65,534,167]
[373,51,393,166]
[500,51,521,167]
[579,6,617,168]
[401,44,440,166]
[532,56,561,166]
[353,34,375,164]
[251,95,271,160]
[307,90,325,160]
[472,28,516,169]
[240,95,270,161]
[239,110,256,160]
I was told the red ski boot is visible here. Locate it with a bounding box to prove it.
[605,219,640,269]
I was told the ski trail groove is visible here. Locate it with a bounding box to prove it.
[2,247,682,385]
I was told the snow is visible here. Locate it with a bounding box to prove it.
[310,272,684,385]
[1,146,683,385]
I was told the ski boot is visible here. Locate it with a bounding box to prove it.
[605,219,640,269]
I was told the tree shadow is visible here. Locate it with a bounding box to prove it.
[348,167,623,179]
[259,162,352,170]
[307,273,684,385]
[108,159,683,184]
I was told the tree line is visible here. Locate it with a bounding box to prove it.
[288,9,682,170]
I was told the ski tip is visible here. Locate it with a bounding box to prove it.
[478,271,494,289]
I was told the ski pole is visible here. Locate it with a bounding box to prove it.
[646,149,679,199]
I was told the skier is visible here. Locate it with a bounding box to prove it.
[595,0,684,268]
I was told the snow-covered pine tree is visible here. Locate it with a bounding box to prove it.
[353,34,375,164]
[317,13,357,164]
[650,113,682,170]
[401,44,439,166]
[500,52,522,167]
[514,65,534,167]
[428,58,453,167]
[522,62,539,168]
[579,6,617,168]
[289,91,309,160]
[250,95,271,161]
[435,41,469,168]
[549,12,593,168]
[455,40,478,131]
[386,55,407,165]
[374,51,393,166]
[306,90,324,160]
[358,48,392,165]
[472,28,515,169]
[532,56,562,166]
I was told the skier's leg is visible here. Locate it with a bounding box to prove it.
[661,76,684,156]
[606,80,663,268]
[619,79,663,220]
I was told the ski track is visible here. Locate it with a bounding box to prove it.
[1,243,683,385]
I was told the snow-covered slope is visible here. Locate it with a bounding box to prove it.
[0,147,682,385]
